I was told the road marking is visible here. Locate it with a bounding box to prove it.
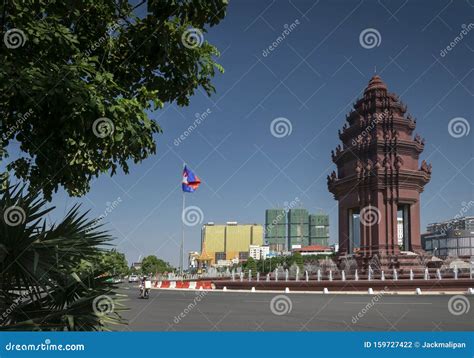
[343,302,432,305]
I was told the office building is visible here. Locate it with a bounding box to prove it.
[249,245,270,260]
[201,222,264,265]
[265,209,330,251]
[309,214,330,246]
[265,209,287,252]
[421,216,474,257]
[288,209,309,249]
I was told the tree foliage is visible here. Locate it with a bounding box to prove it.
[140,255,173,275]
[293,251,304,270]
[0,0,227,199]
[100,249,129,277]
[79,248,129,277]
[244,256,257,275]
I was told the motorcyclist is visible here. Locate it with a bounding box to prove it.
[139,275,149,298]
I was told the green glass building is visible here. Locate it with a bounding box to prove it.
[288,209,309,248]
[265,209,287,252]
[309,214,330,246]
[265,209,329,251]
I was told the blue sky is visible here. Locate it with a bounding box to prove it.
[6,0,474,266]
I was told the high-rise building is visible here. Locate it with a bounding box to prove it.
[265,209,329,251]
[309,214,330,246]
[265,209,287,252]
[288,209,309,249]
[201,222,263,265]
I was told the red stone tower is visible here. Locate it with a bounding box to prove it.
[328,75,432,271]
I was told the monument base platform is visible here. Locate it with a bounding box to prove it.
[213,278,474,292]
[338,251,431,275]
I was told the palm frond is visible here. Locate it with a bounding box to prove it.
[0,184,127,331]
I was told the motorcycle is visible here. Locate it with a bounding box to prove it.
[139,280,151,299]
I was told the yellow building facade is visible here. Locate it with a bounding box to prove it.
[201,222,263,265]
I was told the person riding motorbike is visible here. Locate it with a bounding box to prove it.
[139,275,150,298]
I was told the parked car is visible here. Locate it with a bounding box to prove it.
[128,274,139,283]
[105,277,123,284]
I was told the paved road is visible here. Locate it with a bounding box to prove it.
[116,283,473,331]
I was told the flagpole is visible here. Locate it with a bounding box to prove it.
[180,190,185,276]
[180,162,186,277]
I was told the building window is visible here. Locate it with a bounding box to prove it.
[349,209,360,252]
[215,252,226,261]
[397,204,410,250]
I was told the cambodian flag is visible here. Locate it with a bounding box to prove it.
[182,165,201,192]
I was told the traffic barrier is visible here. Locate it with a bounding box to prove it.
[175,281,190,289]
[196,281,212,290]
[152,280,212,290]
